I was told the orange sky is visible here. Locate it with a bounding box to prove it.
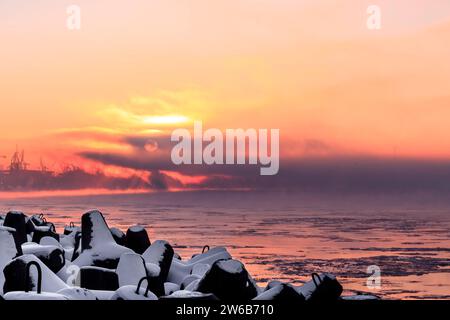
[1,0,450,176]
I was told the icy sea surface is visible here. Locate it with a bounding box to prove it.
[1,191,449,299]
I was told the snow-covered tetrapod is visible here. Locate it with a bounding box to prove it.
[0,209,359,301]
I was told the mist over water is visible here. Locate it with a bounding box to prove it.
[1,191,449,299]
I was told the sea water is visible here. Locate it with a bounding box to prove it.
[1,191,449,299]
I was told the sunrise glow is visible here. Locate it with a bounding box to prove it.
[1,0,450,194]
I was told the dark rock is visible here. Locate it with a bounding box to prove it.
[71,231,82,262]
[255,283,305,301]
[110,227,126,246]
[26,214,46,234]
[164,282,180,296]
[167,246,231,284]
[197,259,259,301]
[0,226,22,258]
[144,264,165,297]
[110,277,158,300]
[3,254,68,294]
[31,225,60,244]
[265,280,283,290]
[63,222,80,235]
[4,211,28,247]
[21,243,65,274]
[307,273,343,302]
[0,226,22,294]
[72,210,132,269]
[79,266,119,291]
[125,225,151,254]
[142,240,174,283]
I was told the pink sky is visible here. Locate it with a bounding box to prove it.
[1,1,450,192]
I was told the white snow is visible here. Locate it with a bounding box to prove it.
[56,263,76,284]
[164,282,180,296]
[3,292,68,300]
[111,285,158,300]
[116,253,147,287]
[341,294,380,300]
[60,232,76,249]
[64,224,80,235]
[145,262,161,277]
[191,263,211,277]
[84,210,116,247]
[184,279,201,292]
[142,240,168,264]
[217,259,243,274]
[5,254,69,293]
[253,285,284,300]
[165,290,206,298]
[0,227,19,295]
[110,227,123,238]
[128,225,145,233]
[33,225,53,232]
[295,273,326,299]
[73,210,133,267]
[0,210,346,301]
[0,226,15,233]
[167,246,231,284]
[59,231,78,261]
[89,290,116,300]
[57,287,97,300]
[181,274,202,289]
[21,243,62,261]
[189,247,231,264]
[40,236,63,248]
